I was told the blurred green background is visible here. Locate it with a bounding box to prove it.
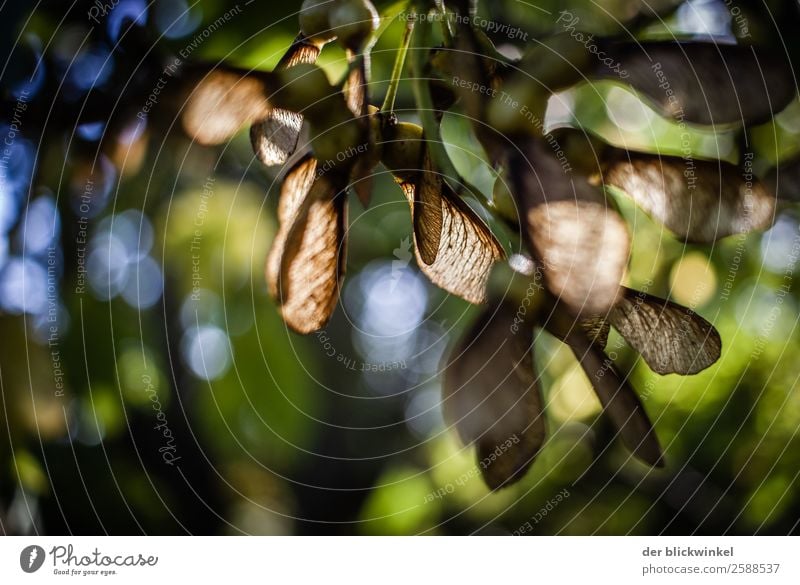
[0,0,799,535]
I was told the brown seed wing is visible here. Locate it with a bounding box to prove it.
[344,51,368,119]
[581,316,611,348]
[443,302,546,489]
[398,180,505,304]
[181,66,275,145]
[609,288,721,375]
[251,36,321,166]
[277,35,322,68]
[511,138,630,317]
[413,154,444,265]
[251,109,305,167]
[342,51,376,207]
[266,156,346,333]
[603,151,775,242]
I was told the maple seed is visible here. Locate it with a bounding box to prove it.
[329,0,379,52]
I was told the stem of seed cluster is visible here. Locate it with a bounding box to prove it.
[409,15,461,191]
[381,18,415,113]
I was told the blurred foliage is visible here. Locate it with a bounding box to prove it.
[0,0,799,535]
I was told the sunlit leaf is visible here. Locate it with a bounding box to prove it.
[443,302,546,489]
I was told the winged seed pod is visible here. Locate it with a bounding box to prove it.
[251,35,325,166]
[381,120,506,303]
[555,320,664,468]
[264,76,366,334]
[443,300,546,489]
[443,258,721,488]
[251,2,740,488]
[180,64,277,146]
[547,128,777,243]
[548,285,721,466]
[266,155,346,334]
[600,150,776,243]
[267,110,505,333]
[604,288,722,376]
[509,137,630,317]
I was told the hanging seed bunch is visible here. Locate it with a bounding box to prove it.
[164,1,795,490]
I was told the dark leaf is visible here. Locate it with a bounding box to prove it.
[595,42,794,126]
[764,156,800,203]
[443,302,546,489]
[349,152,375,208]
